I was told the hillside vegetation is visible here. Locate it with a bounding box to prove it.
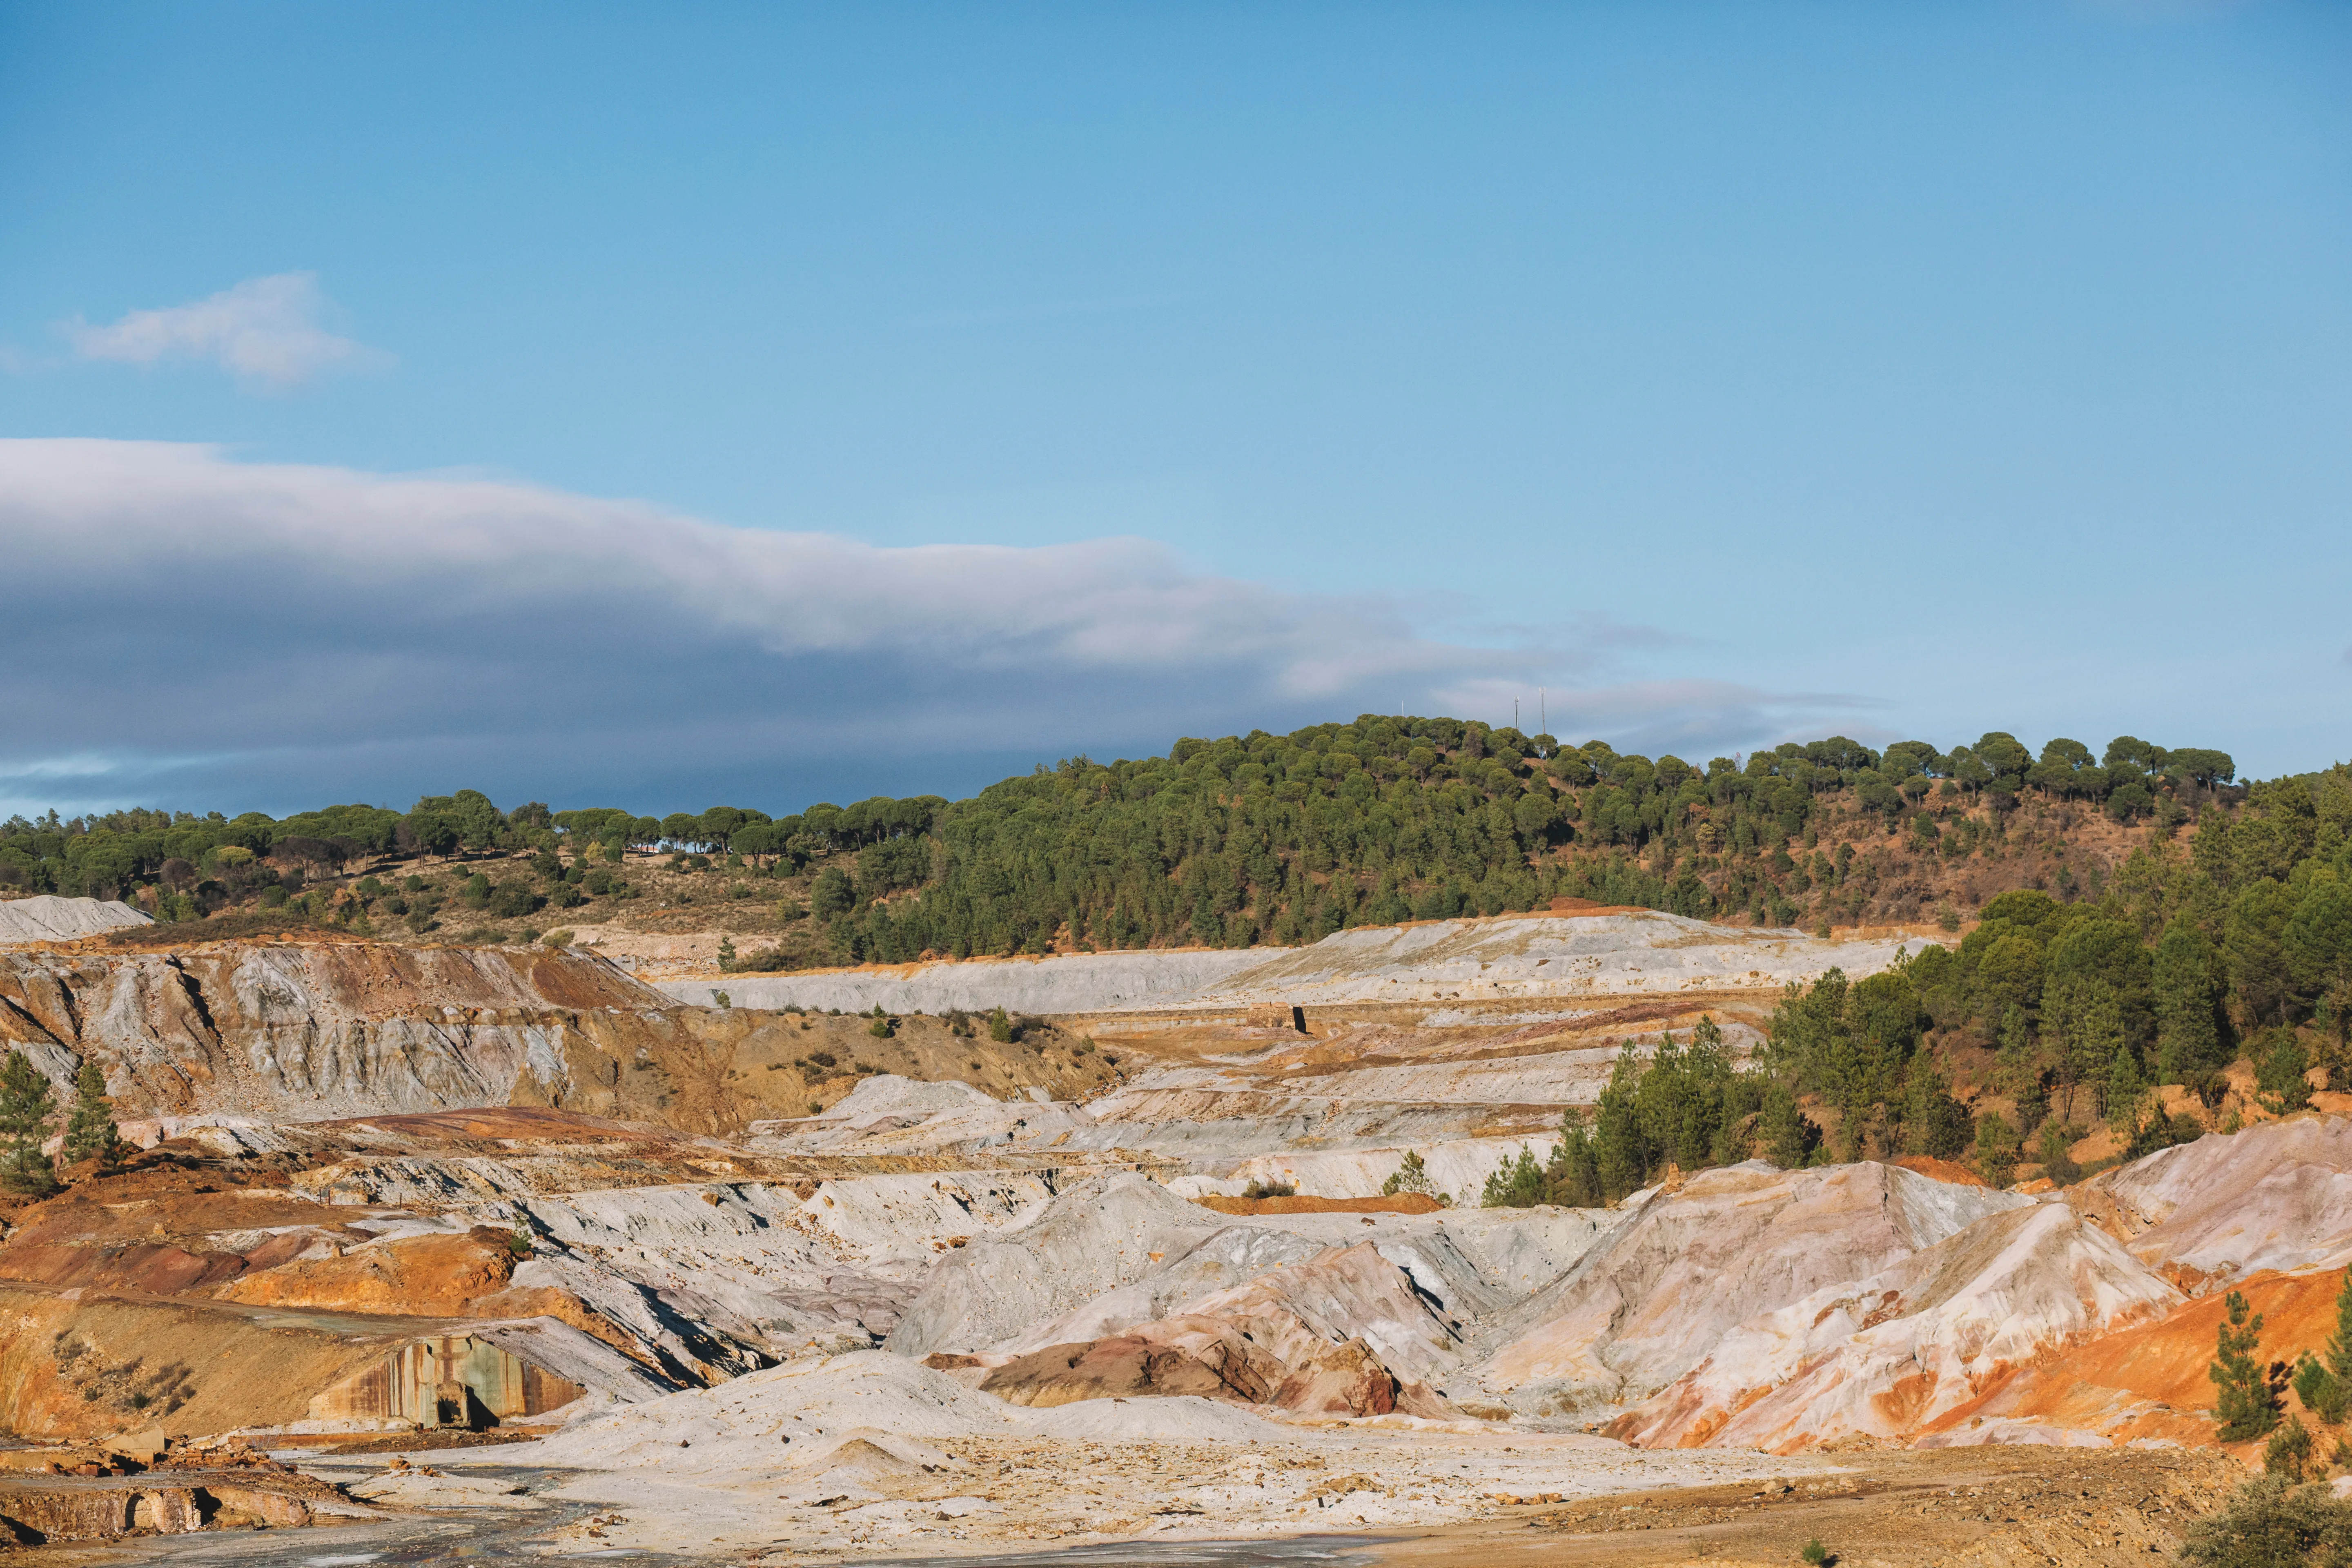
[11,717,2352,1187]
[1,717,2247,953]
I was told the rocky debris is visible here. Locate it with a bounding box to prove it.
[997,1223,1337,1352]
[795,1072,1002,1123]
[1611,1204,2185,1452]
[0,895,149,946]
[1174,1239,1469,1384]
[1188,911,1931,1007]
[2067,1114,2352,1288]
[1472,1161,2030,1414]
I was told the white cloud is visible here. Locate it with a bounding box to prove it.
[0,440,1885,815]
[60,274,385,389]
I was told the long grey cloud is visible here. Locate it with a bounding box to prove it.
[0,440,1882,815]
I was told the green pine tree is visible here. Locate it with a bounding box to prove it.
[2325,1268,2352,1387]
[60,1061,123,1172]
[1381,1149,1443,1201]
[2105,1043,2147,1131]
[1759,1080,1819,1170]
[0,1049,59,1197]
[1973,1111,2020,1189]
[2213,1289,2281,1442]
[1481,1145,1546,1209]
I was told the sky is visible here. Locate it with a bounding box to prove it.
[2,1,2347,820]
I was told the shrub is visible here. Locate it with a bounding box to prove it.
[2184,1067,2232,1110]
[488,883,541,919]
[988,1007,1015,1044]
[2269,1415,2316,1482]
[1381,1150,1448,1205]
[2178,1477,2352,1566]
[1241,1178,1296,1200]
[2036,1121,2084,1186]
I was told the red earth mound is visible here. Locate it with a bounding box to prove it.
[1891,1156,1990,1188]
[1193,1193,1446,1216]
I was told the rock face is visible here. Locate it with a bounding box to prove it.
[1608,1205,2183,1452]
[885,1172,1225,1357]
[1470,1161,2030,1413]
[2065,1114,2352,1288]
[27,919,2352,1536]
[0,942,670,1118]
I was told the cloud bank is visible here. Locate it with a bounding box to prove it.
[0,440,1879,815]
[61,274,385,389]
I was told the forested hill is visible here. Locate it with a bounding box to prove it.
[0,714,2302,972]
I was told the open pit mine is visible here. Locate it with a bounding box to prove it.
[0,896,2320,1564]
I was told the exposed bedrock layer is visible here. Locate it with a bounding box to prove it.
[663,910,1928,1014]
[0,942,669,1120]
[0,940,1119,1135]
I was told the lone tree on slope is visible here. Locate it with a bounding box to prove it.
[60,1061,124,1173]
[0,1049,59,1197]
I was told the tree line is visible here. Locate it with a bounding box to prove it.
[0,716,2258,965]
[1461,752,2352,1207]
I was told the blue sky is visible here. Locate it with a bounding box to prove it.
[2,2,2347,817]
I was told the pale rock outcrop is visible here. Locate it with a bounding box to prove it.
[979,1241,1459,1417]
[2067,1114,2352,1288]
[1000,1224,1333,1353]
[666,911,1928,1013]
[884,1172,1224,1356]
[1172,1238,1468,1383]
[1610,1204,2183,1452]
[1194,1137,1570,1204]
[750,1076,1100,1158]
[1471,1160,2030,1412]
